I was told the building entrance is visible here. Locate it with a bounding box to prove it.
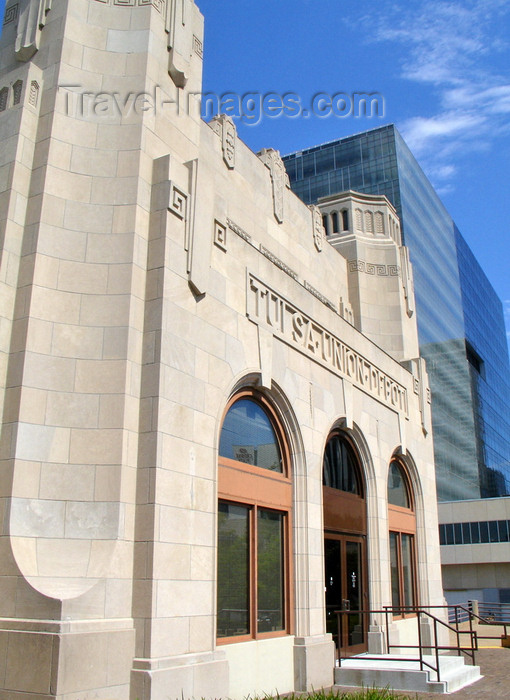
[325,534,366,654]
[322,432,368,655]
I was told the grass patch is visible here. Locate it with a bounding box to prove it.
[269,689,414,700]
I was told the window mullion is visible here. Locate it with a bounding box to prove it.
[251,505,258,638]
[398,534,405,614]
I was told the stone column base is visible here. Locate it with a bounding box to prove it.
[293,635,335,691]
[368,625,386,654]
[130,650,229,700]
[0,618,135,699]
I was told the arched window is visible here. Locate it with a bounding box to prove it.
[323,433,362,495]
[375,211,385,235]
[387,459,417,615]
[0,87,8,112]
[12,79,23,106]
[331,211,339,234]
[388,460,410,508]
[341,209,349,231]
[217,390,292,642]
[364,210,374,234]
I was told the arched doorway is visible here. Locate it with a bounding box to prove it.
[323,431,368,655]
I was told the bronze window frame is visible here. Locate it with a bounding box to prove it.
[387,459,417,618]
[217,389,293,644]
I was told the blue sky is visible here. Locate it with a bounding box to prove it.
[197,0,510,344]
[1,0,509,342]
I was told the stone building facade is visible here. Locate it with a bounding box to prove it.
[0,0,444,697]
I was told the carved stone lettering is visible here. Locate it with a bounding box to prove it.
[247,274,408,414]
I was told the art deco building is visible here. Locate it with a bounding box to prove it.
[0,2,445,698]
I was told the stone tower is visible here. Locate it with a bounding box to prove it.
[0,0,216,696]
[0,0,442,698]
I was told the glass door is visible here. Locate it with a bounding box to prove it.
[325,534,367,655]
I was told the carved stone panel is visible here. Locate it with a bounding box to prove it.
[15,0,51,61]
[166,0,196,88]
[257,148,289,224]
[210,114,236,170]
[3,3,19,25]
[168,181,188,221]
[309,205,325,252]
[214,220,227,251]
[400,246,415,317]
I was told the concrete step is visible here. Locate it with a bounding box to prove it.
[334,654,482,694]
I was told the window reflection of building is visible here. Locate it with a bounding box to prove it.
[217,391,292,641]
[388,459,417,615]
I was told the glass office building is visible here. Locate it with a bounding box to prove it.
[283,124,510,500]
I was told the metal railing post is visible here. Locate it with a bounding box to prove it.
[337,612,342,664]
[417,610,423,672]
[434,617,440,682]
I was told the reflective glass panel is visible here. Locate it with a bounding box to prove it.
[388,461,410,508]
[401,534,415,607]
[389,532,400,609]
[217,502,250,637]
[346,541,364,646]
[219,398,282,472]
[323,435,361,494]
[257,509,284,633]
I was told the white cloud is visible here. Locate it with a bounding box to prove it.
[358,0,510,192]
[401,113,486,152]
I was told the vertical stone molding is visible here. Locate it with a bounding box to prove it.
[166,0,203,88]
[15,0,51,61]
[400,245,415,317]
[258,148,290,223]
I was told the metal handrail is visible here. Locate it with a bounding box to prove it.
[473,601,510,624]
[336,605,478,684]
[452,603,509,640]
